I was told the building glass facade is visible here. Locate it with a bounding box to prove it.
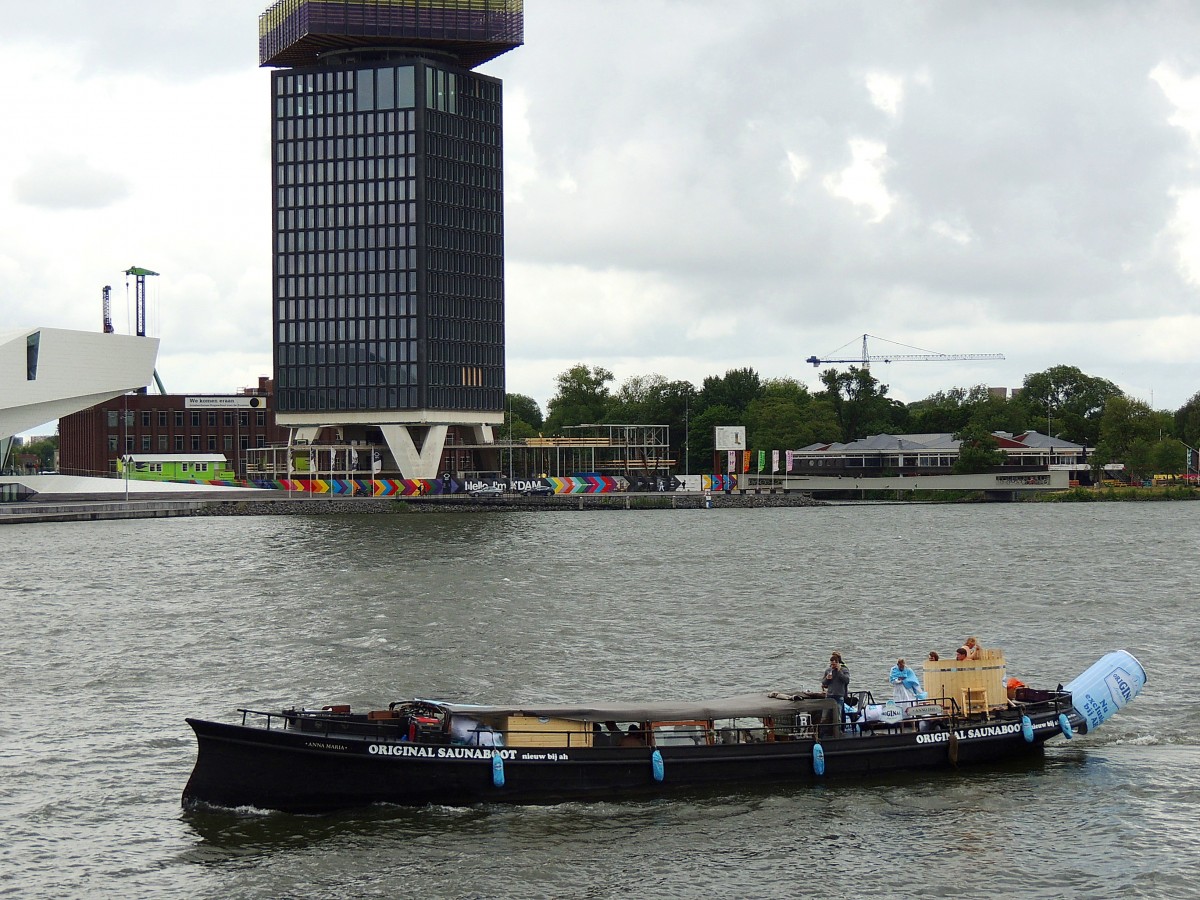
[271,57,505,417]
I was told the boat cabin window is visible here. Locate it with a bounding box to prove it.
[651,720,711,747]
[714,717,770,744]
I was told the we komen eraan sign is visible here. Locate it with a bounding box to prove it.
[185,396,268,409]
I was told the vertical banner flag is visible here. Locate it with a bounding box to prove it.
[757,450,766,472]
[772,450,780,473]
[743,451,751,473]
[727,450,735,473]
[786,450,794,472]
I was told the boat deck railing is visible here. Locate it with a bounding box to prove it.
[237,691,1073,748]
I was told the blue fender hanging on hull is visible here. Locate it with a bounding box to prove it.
[492,751,505,787]
[812,743,825,776]
[1063,650,1147,733]
[1021,715,1034,743]
[1058,713,1074,739]
[651,749,665,783]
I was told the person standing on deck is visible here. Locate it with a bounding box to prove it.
[890,658,922,703]
[822,652,851,722]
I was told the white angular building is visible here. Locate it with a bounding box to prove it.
[0,327,159,468]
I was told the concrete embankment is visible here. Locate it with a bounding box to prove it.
[0,499,208,524]
[1,491,825,524]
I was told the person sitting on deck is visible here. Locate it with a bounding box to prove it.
[620,724,646,747]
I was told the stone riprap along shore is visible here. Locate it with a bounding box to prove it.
[195,491,825,516]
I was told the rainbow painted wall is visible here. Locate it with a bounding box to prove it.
[162,473,722,495]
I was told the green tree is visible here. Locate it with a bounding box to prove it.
[1126,438,1154,483]
[801,398,843,446]
[908,385,1028,436]
[502,393,542,444]
[606,374,698,469]
[544,364,614,433]
[609,375,694,424]
[1151,439,1184,476]
[1098,395,1166,458]
[1174,391,1200,448]
[1019,365,1122,445]
[20,435,58,471]
[1089,442,1113,486]
[818,367,906,442]
[505,393,543,431]
[745,378,840,451]
[759,376,811,406]
[653,379,699,470]
[698,368,763,417]
[953,425,1006,474]
[745,396,806,454]
[967,392,1028,436]
[907,386,988,434]
[608,373,664,423]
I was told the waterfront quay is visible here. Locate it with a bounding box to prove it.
[0,491,825,524]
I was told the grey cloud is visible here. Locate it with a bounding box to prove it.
[500,0,1200,336]
[13,157,131,210]
[9,0,257,79]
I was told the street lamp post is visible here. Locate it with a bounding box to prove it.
[684,396,690,478]
[1179,439,1197,483]
[122,392,129,501]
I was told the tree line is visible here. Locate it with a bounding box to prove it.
[502,363,1200,480]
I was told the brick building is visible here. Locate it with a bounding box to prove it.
[59,377,287,479]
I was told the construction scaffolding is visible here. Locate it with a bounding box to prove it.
[523,425,673,481]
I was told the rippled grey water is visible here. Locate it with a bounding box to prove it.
[1,503,1197,898]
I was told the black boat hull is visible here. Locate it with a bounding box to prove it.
[182,709,1074,813]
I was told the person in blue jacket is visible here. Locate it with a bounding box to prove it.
[890,658,922,703]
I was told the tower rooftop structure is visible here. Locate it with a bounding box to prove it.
[259,0,524,69]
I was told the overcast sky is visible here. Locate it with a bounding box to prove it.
[4,0,1200,427]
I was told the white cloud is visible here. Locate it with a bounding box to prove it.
[1151,63,1200,287]
[1151,63,1200,150]
[864,70,904,118]
[786,150,811,182]
[930,218,975,245]
[823,138,895,222]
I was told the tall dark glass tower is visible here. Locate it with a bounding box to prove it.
[259,0,522,477]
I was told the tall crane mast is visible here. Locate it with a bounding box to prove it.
[102,285,114,333]
[124,265,159,337]
[806,333,1004,368]
[122,266,167,395]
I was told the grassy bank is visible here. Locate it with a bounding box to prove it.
[1031,485,1200,502]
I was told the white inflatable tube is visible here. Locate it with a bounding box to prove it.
[1063,650,1147,732]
